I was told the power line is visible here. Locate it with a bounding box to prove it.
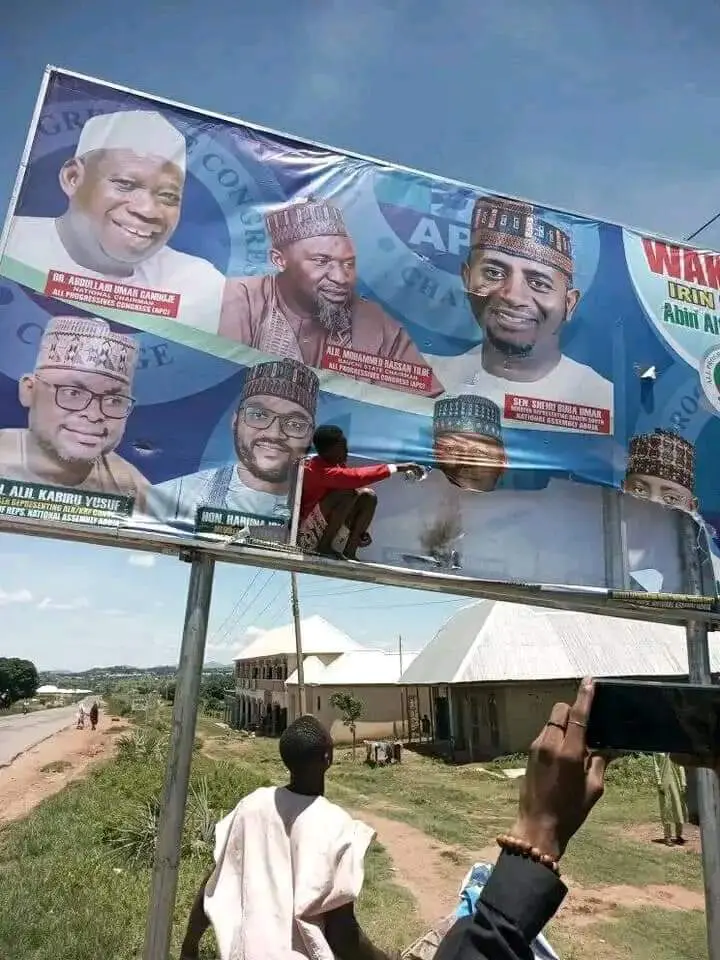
[321,598,464,611]
[253,576,291,621]
[685,212,720,244]
[210,568,274,646]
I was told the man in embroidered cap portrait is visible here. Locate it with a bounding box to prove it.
[361,394,608,586]
[623,429,697,513]
[219,198,439,395]
[427,195,613,433]
[0,316,149,505]
[4,111,225,333]
[151,358,319,528]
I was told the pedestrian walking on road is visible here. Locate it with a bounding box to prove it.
[89,702,99,732]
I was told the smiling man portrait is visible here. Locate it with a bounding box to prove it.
[151,357,319,528]
[0,315,149,506]
[4,110,225,333]
[219,198,439,395]
[427,194,613,434]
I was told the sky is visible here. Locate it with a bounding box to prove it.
[1,0,719,670]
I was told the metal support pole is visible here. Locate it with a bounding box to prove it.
[290,571,306,716]
[602,488,630,589]
[142,553,215,960]
[679,514,720,960]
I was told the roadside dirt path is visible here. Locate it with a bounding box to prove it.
[0,713,121,825]
[357,808,705,930]
[355,808,498,926]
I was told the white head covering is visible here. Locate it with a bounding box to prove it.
[75,110,186,174]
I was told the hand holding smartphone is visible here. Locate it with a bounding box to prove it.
[586,679,720,761]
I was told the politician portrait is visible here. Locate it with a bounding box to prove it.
[362,393,606,586]
[0,316,149,507]
[623,428,697,513]
[4,110,225,333]
[219,198,440,395]
[151,357,319,527]
[427,195,613,433]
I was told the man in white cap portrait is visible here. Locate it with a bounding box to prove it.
[219,198,440,395]
[361,394,607,586]
[151,358,319,528]
[426,195,613,433]
[4,111,225,334]
[0,316,150,506]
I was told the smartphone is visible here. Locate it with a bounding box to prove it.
[586,679,720,757]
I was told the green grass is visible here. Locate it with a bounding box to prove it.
[0,727,419,959]
[0,709,708,960]
[357,842,424,952]
[198,734,708,958]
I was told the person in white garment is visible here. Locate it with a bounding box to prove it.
[150,357,318,530]
[180,714,390,960]
[4,110,225,334]
[0,315,149,509]
[360,394,607,587]
[426,195,613,435]
[622,428,698,594]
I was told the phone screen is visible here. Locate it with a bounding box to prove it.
[587,680,720,757]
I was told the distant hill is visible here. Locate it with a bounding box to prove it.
[40,661,231,681]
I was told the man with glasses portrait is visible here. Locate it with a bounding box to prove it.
[0,315,149,505]
[151,358,319,528]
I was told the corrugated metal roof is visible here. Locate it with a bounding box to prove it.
[233,615,363,661]
[400,600,720,685]
[398,602,495,685]
[287,649,418,687]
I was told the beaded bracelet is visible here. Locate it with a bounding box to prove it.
[496,833,561,876]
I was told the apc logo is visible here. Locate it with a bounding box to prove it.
[700,345,720,414]
[376,186,473,275]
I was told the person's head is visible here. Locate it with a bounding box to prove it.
[462,195,580,361]
[433,395,506,492]
[623,429,697,511]
[279,714,334,792]
[234,359,319,485]
[59,111,186,268]
[267,200,356,331]
[19,316,138,465]
[313,424,348,465]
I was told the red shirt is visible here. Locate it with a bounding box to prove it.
[299,456,392,520]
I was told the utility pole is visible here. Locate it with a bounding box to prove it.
[398,633,404,677]
[290,572,306,716]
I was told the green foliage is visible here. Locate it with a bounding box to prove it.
[0,657,39,703]
[604,753,656,791]
[330,692,364,728]
[330,692,364,760]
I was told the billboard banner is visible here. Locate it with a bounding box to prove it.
[0,67,717,603]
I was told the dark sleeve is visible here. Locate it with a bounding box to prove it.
[433,852,567,960]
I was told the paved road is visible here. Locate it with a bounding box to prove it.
[0,705,79,768]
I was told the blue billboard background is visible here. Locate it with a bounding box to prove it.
[0,67,716,597]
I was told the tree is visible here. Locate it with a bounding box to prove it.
[0,657,39,703]
[329,692,364,761]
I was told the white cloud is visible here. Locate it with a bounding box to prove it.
[0,588,33,606]
[128,553,156,568]
[38,596,91,612]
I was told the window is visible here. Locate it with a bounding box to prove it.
[317,696,321,711]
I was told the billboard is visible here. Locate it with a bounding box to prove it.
[0,67,717,608]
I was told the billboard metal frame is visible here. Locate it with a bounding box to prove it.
[1,65,719,960]
[0,512,717,626]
